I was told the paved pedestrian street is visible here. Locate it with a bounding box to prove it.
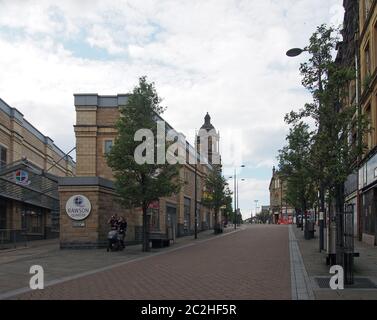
[2,225,291,300]
[2,224,377,300]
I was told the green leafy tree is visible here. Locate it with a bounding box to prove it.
[107,76,182,252]
[222,186,233,224]
[285,24,368,219]
[278,121,316,216]
[202,167,229,234]
[256,209,272,224]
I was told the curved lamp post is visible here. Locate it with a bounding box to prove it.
[286,47,307,57]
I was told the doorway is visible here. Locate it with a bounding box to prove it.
[0,198,7,229]
[166,204,178,238]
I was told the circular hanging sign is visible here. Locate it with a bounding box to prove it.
[65,195,91,221]
[15,170,30,185]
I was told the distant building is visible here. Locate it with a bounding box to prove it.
[269,166,294,224]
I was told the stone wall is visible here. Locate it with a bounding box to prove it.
[59,178,143,249]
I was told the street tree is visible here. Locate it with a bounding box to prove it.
[221,185,233,225]
[278,121,316,217]
[202,166,229,234]
[256,209,272,224]
[107,76,182,252]
[284,24,368,219]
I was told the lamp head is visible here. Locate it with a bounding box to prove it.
[286,48,305,57]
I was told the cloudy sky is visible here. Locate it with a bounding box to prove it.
[0,0,344,218]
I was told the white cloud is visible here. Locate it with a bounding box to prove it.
[86,25,127,54]
[0,0,344,212]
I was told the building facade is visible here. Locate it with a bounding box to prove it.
[59,94,220,248]
[357,0,377,245]
[337,0,360,239]
[0,98,75,242]
[269,167,294,224]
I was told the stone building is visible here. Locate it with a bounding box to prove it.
[0,98,75,242]
[357,0,377,245]
[339,0,377,246]
[59,94,220,248]
[269,167,294,224]
[335,0,360,239]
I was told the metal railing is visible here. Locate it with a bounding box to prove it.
[0,229,27,250]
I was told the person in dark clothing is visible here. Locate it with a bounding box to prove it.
[108,214,119,230]
[117,217,127,248]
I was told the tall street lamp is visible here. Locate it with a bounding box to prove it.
[254,199,259,218]
[237,178,246,226]
[229,165,245,230]
[286,46,325,250]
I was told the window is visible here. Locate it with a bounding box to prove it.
[184,197,191,234]
[366,105,372,149]
[104,140,113,154]
[365,44,371,77]
[0,146,7,169]
[364,0,372,20]
[148,208,159,231]
[21,205,43,234]
[375,22,377,71]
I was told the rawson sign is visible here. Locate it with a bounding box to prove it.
[65,195,91,220]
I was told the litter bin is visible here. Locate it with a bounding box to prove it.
[304,221,315,240]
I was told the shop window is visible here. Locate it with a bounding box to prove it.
[21,205,43,234]
[50,210,60,232]
[147,207,159,231]
[104,140,113,154]
[0,199,6,229]
[0,146,7,169]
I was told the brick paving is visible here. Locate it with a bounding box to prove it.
[289,226,314,300]
[292,224,377,300]
[10,225,291,300]
[0,227,234,297]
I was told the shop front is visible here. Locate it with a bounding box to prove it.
[359,151,377,246]
[0,159,60,245]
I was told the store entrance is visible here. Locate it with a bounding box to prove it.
[21,204,44,237]
[166,204,177,238]
[0,197,7,229]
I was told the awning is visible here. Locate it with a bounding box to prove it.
[0,159,59,210]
